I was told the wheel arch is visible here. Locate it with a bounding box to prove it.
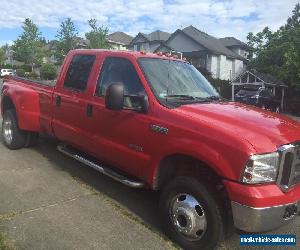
[153,153,223,191]
[1,95,16,115]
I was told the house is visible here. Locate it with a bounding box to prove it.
[42,37,88,64]
[107,32,133,50]
[155,25,251,80]
[2,45,23,67]
[218,37,250,59]
[42,40,59,64]
[128,30,171,52]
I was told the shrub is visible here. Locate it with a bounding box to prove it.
[40,63,57,80]
[16,68,25,77]
[27,72,39,79]
[207,76,232,99]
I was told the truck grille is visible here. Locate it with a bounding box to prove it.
[293,146,300,183]
[278,142,300,191]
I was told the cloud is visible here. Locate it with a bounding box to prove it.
[0,40,13,46]
[0,0,298,43]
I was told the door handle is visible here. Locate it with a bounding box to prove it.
[55,95,61,107]
[87,104,93,117]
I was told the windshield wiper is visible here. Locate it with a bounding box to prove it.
[204,95,222,101]
[164,94,196,100]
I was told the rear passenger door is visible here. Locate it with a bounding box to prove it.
[52,53,96,149]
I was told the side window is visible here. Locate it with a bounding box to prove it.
[95,57,145,108]
[96,57,145,97]
[64,54,96,91]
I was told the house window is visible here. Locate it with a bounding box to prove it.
[142,43,150,52]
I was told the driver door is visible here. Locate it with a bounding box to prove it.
[85,56,153,178]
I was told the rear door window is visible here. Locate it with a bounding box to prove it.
[63,54,96,91]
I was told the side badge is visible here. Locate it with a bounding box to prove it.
[150,124,168,135]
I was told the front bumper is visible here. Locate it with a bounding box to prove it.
[231,200,299,232]
[224,180,300,232]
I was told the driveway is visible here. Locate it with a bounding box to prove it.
[0,77,299,249]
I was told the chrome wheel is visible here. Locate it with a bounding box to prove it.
[3,116,13,144]
[170,193,207,240]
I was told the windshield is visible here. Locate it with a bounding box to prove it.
[139,58,219,106]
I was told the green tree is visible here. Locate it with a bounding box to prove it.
[0,46,5,65]
[85,19,111,49]
[247,3,300,92]
[40,63,57,80]
[55,18,78,63]
[12,18,47,72]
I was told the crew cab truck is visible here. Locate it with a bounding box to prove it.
[1,49,300,250]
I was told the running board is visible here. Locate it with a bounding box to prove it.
[57,144,145,188]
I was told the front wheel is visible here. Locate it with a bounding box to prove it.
[160,176,225,250]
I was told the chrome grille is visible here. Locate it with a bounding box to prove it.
[293,146,300,184]
[277,142,300,191]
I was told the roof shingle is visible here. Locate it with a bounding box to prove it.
[107,32,133,46]
[181,25,245,60]
[218,37,249,48]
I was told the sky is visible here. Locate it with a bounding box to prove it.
[0,0,298,46]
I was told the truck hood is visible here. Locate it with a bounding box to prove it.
[175,101,300,153]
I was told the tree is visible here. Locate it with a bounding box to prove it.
[55,18,78,63]
[40,63,57,80]
[247,3,300,92]
[85,19,111,49]
[12,18,47,72]
[0,46,5,65]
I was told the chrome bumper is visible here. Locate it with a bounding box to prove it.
[231,201,300,232]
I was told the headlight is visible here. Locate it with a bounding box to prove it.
[241,152,279,184]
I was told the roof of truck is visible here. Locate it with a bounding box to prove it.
[71,49,186,61]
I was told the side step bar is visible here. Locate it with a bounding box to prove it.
[57,144,145,188]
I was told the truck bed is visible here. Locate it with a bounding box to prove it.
[1,75,55,134]
[4,75,56,88]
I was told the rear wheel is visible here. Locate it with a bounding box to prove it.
[2,109,26,149]
[160,176,225,250]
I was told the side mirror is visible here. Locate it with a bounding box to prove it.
[105,83,124,111]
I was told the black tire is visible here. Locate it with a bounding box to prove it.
[24,132,39,147]
[2,109,26,149]
[159,176,225,250]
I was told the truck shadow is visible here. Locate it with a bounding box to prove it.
[33,135,165,236]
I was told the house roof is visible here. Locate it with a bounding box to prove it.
[180,25,245,61]
[130,30,171,45]
[218,37,249,49]
[143,30,171,42]
[107,32,133,46]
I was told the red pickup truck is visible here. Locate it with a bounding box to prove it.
[1,49,300,249]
